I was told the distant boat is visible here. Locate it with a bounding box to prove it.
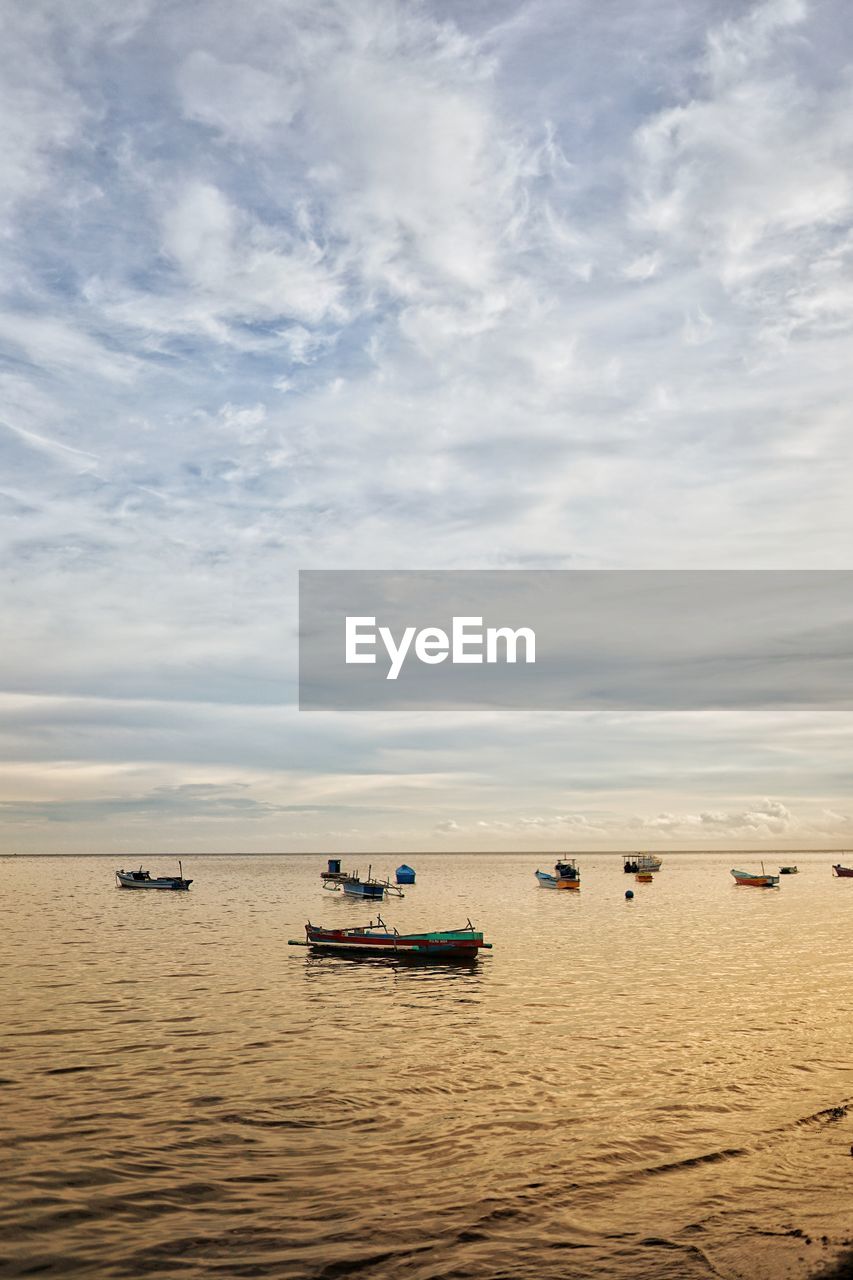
[395,864,416,885]
[116,862,192,891]
[322,864,404,900]
[779,865,798,874]
[832,863,853,878]
[731,867,779,888]
[535,858,580,890]
[289,916,491,959]
[635,871,654,883]
[623,854,662,873]
[320,858,355,884]
[342,877,386,900]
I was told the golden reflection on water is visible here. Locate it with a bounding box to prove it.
[1,852,852,1279]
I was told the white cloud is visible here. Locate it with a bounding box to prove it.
[161,181,345,328]
[2,0,853,849]
[178,50,301,145]
[0,9,86,225]
[630,0,853,339]
[646,798,794,837]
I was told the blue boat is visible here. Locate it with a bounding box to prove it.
[395,863,416,885]
[342,878,385,900]
[326,864,405,900]
[320,857,353,884]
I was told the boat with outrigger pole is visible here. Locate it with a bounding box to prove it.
[115,861,192,891]
[320,858,354,885]
[289,916,491,960]
[321,861,405,900]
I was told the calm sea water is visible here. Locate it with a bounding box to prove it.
[1,852,852,1280]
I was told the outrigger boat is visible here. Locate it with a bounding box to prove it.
[731,866,779,888]
[116,861,192,891]
[623,853,663,873]
[832,863,853,878]
[342,877,387,900]
[320,858,354,884]
[535,858,580,890]
[323,864,405,900]
[289,916,491,959]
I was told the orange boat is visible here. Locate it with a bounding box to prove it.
[731,867,779,888]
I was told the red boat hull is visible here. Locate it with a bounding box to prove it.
[295,923,490,959]
[305,930,484,957]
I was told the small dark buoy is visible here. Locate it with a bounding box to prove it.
[625,889,634,899]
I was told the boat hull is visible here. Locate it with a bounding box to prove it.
[293,924,490,960]
[341,880,385,899]
[116,872,192,890]
[832,864,853,877]
[535,870,579,890]
[731,869,779,888]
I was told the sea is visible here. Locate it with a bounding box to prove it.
[1,851,852,1280]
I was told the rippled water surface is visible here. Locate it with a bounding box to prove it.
[2,852,852,1279]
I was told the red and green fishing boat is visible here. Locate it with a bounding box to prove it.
[289,916,491,959]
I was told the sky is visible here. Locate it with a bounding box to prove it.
[1,0,852,854]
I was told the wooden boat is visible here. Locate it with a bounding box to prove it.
[320,858,354,884]
[342,877,386,900]
[623,853,663,873]
[779,865,798,874]
[323,864,404,900]
[832,863,853,877]
[289,916,491,959]
[395,863,416,884]
[635,871,654,883]
[731,867,779,888]
[116,862,192,891]
[535,858,580,890]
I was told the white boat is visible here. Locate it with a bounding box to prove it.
[731,867,779,888]
[116,862,192,891]
[535,858,581,889]
[623,853,663,873]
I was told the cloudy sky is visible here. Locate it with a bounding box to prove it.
[2,0,852,853]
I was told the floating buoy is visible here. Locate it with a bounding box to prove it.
[625,889,634,899]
